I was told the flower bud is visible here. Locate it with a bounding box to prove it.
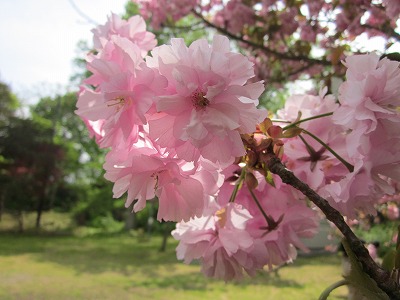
[245,171,258,190]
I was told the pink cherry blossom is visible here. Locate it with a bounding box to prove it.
[277,90,348,190]
[88,36,144,82]
[76,36,167,147]
[75,14,164,149]
[83,118,105,145]
[320,158,378,217]
[214,0,255,33]
[278,7,299,36]
[387,203,400,220]
[172,202,263,281]
[242,181,319,267]
[73,7,400,288]
[317,54,400,217]
[172,165,319,279]
[319,120,400,216]
[146,35,267,164]
[133,0,198,29]
[103,142,221,222]
[76,62,167,148]
[92,13,157,57]
[333,53,400,138]
[216,167,319,268]
[383,0,400,19]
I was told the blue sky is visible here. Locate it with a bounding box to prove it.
[0,0,127,105]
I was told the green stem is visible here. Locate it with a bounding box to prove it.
[248,187,274,228]
[318,279,348,300]
[229,168,246,203]
[298,134,315,156]
[270,119,291,124]
[301,128,354,173]
[282,112,334,130]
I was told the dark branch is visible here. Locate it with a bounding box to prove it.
[263,152,400,299]
[362,24,400,42]
[191,10,331,66]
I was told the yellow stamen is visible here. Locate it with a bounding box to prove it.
[216,207,227,227]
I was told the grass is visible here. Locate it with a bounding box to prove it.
[0,212,348,299]
[0,232,348,300]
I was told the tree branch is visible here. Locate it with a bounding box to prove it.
[362,24,400,42]
[191,10,331,66]
[263,152,400,299]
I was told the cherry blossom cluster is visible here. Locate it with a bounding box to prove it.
[277,53,400,218]
[133,0,400,85]
[75,13,400,281]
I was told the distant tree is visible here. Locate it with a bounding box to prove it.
[0,82,19,127]
[0,116,63,229]
[0,82,20,221]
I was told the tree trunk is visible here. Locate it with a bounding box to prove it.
[17,210,24,233]
[125,211,136,230]
[35,196,44,229]
[0,192,4,222]
[159,225,169,252]
[36,180,49,230]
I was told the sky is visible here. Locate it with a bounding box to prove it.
[0,0,128,106]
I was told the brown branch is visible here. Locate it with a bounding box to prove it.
[191,10,331,66]
[362,24,400,42]
[263,152,400,299]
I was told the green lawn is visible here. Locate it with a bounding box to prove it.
[0,232,348,300]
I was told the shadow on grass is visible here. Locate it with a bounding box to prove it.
[131,269,303,291]
[0,233,178,273]
[285,253,341,268]
[0,233,340,291]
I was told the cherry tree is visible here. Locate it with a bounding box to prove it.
[133,0,400,88]
[75,2,400,299]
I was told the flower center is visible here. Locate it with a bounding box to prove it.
[191,90,209,110]
[151,172,159,191]
[107,96,131,112]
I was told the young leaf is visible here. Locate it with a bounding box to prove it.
[341,239,390,300]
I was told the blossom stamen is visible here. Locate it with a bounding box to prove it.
[216,207,227,227]
[151,172,159,191]
[191,90,209,110]
[107,96,132,112]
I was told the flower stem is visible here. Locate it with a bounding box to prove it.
[318,279,348,300]
[248,186,279,230]
[229,168,246,203]
[301,128,354,173]
[282,112,333,130]
[248,188,269,222]
[270,119,291,124]
[298,134,315,156]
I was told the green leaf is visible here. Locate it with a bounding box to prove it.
[259,118,272,134]
[382,249,396,272]
[395,225,400,269]
[395,246,400,270]
[264,170,275,187]
[282,127,303,138]
[341,238,390,300]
